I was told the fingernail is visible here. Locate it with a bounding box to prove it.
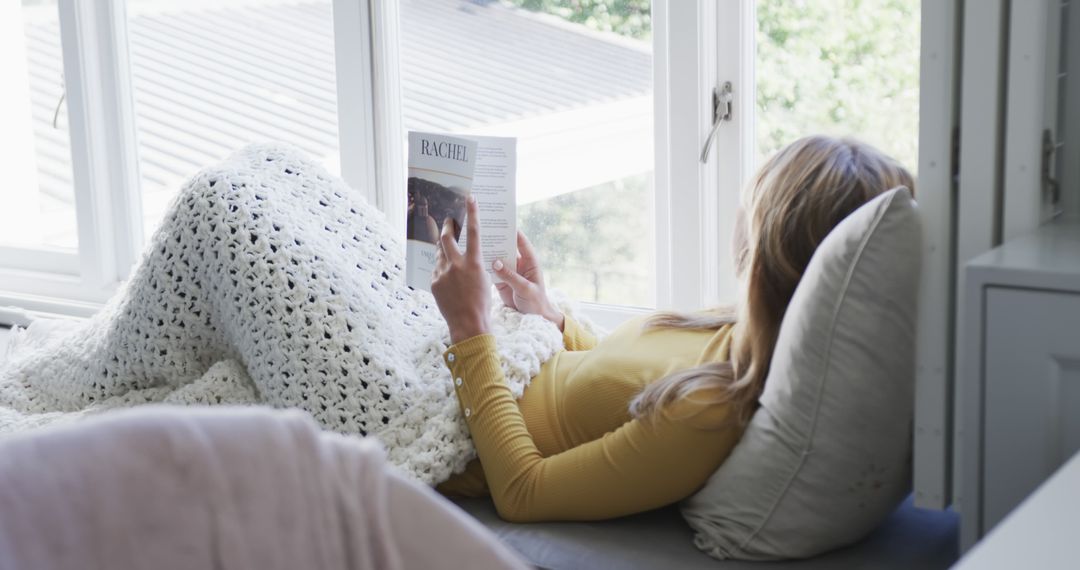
[492,259,503,271]
[468,196,476,204]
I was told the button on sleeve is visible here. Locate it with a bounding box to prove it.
[443,334,501,422]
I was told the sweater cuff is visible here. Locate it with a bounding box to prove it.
[444,333,497,366]
[443,334,504,421]
[562,314,598,352]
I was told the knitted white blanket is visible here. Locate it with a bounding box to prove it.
[0,144,589,486]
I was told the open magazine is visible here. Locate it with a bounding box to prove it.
[406,131,517,291]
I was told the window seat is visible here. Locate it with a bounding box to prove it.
[453,495,958,570]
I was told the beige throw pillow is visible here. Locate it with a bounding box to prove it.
[681,187,922,560]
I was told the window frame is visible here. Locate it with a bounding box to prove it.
[0,0,82,279]
[332,0,403,237]
[0,0,142,318]
[587,0,751,322]
[914,0,961,513]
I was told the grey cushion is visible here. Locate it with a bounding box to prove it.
[681,187,922,559]
[454,496,957,570]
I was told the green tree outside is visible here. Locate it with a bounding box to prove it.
[755,0,921,172]
[519,174,654,307]
[504,0,651,39]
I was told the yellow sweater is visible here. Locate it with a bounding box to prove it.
[437,314,742,523]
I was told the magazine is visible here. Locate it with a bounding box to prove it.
[406,131,517,291]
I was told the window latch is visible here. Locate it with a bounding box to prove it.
[699,81,733,163]
[1041,128,1062,218]
[52,72,66,130]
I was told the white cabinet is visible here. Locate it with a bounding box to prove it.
[958,222,1080,550]
[983,288,1080,527]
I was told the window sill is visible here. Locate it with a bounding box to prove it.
[578,302,653,332]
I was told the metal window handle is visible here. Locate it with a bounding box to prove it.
[52,73,66,129]
[700,81,733,163]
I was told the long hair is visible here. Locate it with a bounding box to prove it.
[630,136,915,425]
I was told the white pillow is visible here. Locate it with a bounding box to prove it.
[681,187,921,560]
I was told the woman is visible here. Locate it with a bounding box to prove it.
[430,135,914,522]
[0,135,911,526]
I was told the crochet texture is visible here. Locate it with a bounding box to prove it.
[0,144,588,486]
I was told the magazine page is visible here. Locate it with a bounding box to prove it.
[461,135,517,282]
[406,131,478,291]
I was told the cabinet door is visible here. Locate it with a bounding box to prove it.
[983,286,1080,533]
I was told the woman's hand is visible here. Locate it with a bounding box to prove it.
[493,231,565,331]
[431,197,492,344]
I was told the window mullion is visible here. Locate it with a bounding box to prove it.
[98,0,143,276]
[369,0,406,238]
[332,1,381,214]
[652,0,672,309]
[655,0,723,311]
[58,0,143,293]
[333,0,406,240]
[711,0,756,305]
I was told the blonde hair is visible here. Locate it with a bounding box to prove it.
[630,135,915,425]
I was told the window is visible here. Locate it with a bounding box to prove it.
[398,0,655,307]
[0,0,921,326]
[1,0,79,259]
[754,0,921,172]
[126,0,341,237]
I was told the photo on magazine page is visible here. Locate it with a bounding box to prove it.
[406,131,478,290]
